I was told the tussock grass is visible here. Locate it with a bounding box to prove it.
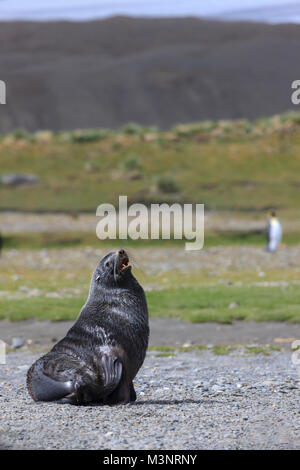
[2,230,300,250]
[148,344,281,356]
[147,286,300,324]
[1,285,299,323]
[1,112,300,212]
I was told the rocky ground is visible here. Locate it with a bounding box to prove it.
[0,348,299,450]
[2,244,300,280]
[1,212,299,450]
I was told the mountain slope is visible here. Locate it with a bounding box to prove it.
[0,17,300,132]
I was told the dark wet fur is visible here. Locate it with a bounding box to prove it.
[27,250,149,405]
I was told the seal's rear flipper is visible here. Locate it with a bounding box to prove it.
[53,396,79,405]
[27,363,74,402]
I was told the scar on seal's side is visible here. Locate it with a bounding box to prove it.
[27,249,149,405]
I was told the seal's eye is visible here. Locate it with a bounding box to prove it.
[105,262,110,267]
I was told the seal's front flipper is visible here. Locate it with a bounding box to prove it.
[104,379,131,405]
[27,362,74,402]
[130,382,136,402]
[101,355,123,396]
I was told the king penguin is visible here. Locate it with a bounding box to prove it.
[266,211,282,252]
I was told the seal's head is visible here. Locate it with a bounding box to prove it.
[93,249,132,288]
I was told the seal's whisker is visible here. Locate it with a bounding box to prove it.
[124,248,142,268]
[125,248,147,277]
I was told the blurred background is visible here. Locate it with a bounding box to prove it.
[1,0,300,336]
[1,0,300,132]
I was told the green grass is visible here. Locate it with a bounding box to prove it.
[244,345,281,355]
[1,113,300,325]
[2,230,300,250]
[148,344,281,356]
[1,112,300,213]
[0,297,85,322]
[1,285,300,323]
[148,346,176,352]
[147,286,300,323]
[212,345,238,355]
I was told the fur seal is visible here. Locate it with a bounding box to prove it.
[27,249,149,405]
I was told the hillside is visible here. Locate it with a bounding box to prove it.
[0,112,300,214]
[0,17,300,132]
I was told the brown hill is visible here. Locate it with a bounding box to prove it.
[0,16,300,132]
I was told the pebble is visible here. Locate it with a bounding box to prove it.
[228,302,239,309]
[11,338,25,349]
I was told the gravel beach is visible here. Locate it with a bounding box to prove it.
[1,214,300,450]
[1,349,299,450]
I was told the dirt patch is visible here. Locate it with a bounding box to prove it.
[0,318,299,351]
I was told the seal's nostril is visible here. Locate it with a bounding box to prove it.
[118,249,125,255]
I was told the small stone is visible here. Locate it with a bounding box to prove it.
[11,337,25,349]
[28,288,43,297]
[19,286,30,292]
[127,171,143,181]
[212,385,223,393]
[0,173,40,186]
[262,380,276,386]
[228,302,238,309]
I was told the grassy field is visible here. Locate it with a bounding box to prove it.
[1,112,300,214]
[1,112,300,324]
[1,244,300,323]
[2,230,300,250]
[1,284,299,323]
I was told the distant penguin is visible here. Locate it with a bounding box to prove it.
[266,211,282,252]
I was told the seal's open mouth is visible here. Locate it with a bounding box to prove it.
[116,250,131,275]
